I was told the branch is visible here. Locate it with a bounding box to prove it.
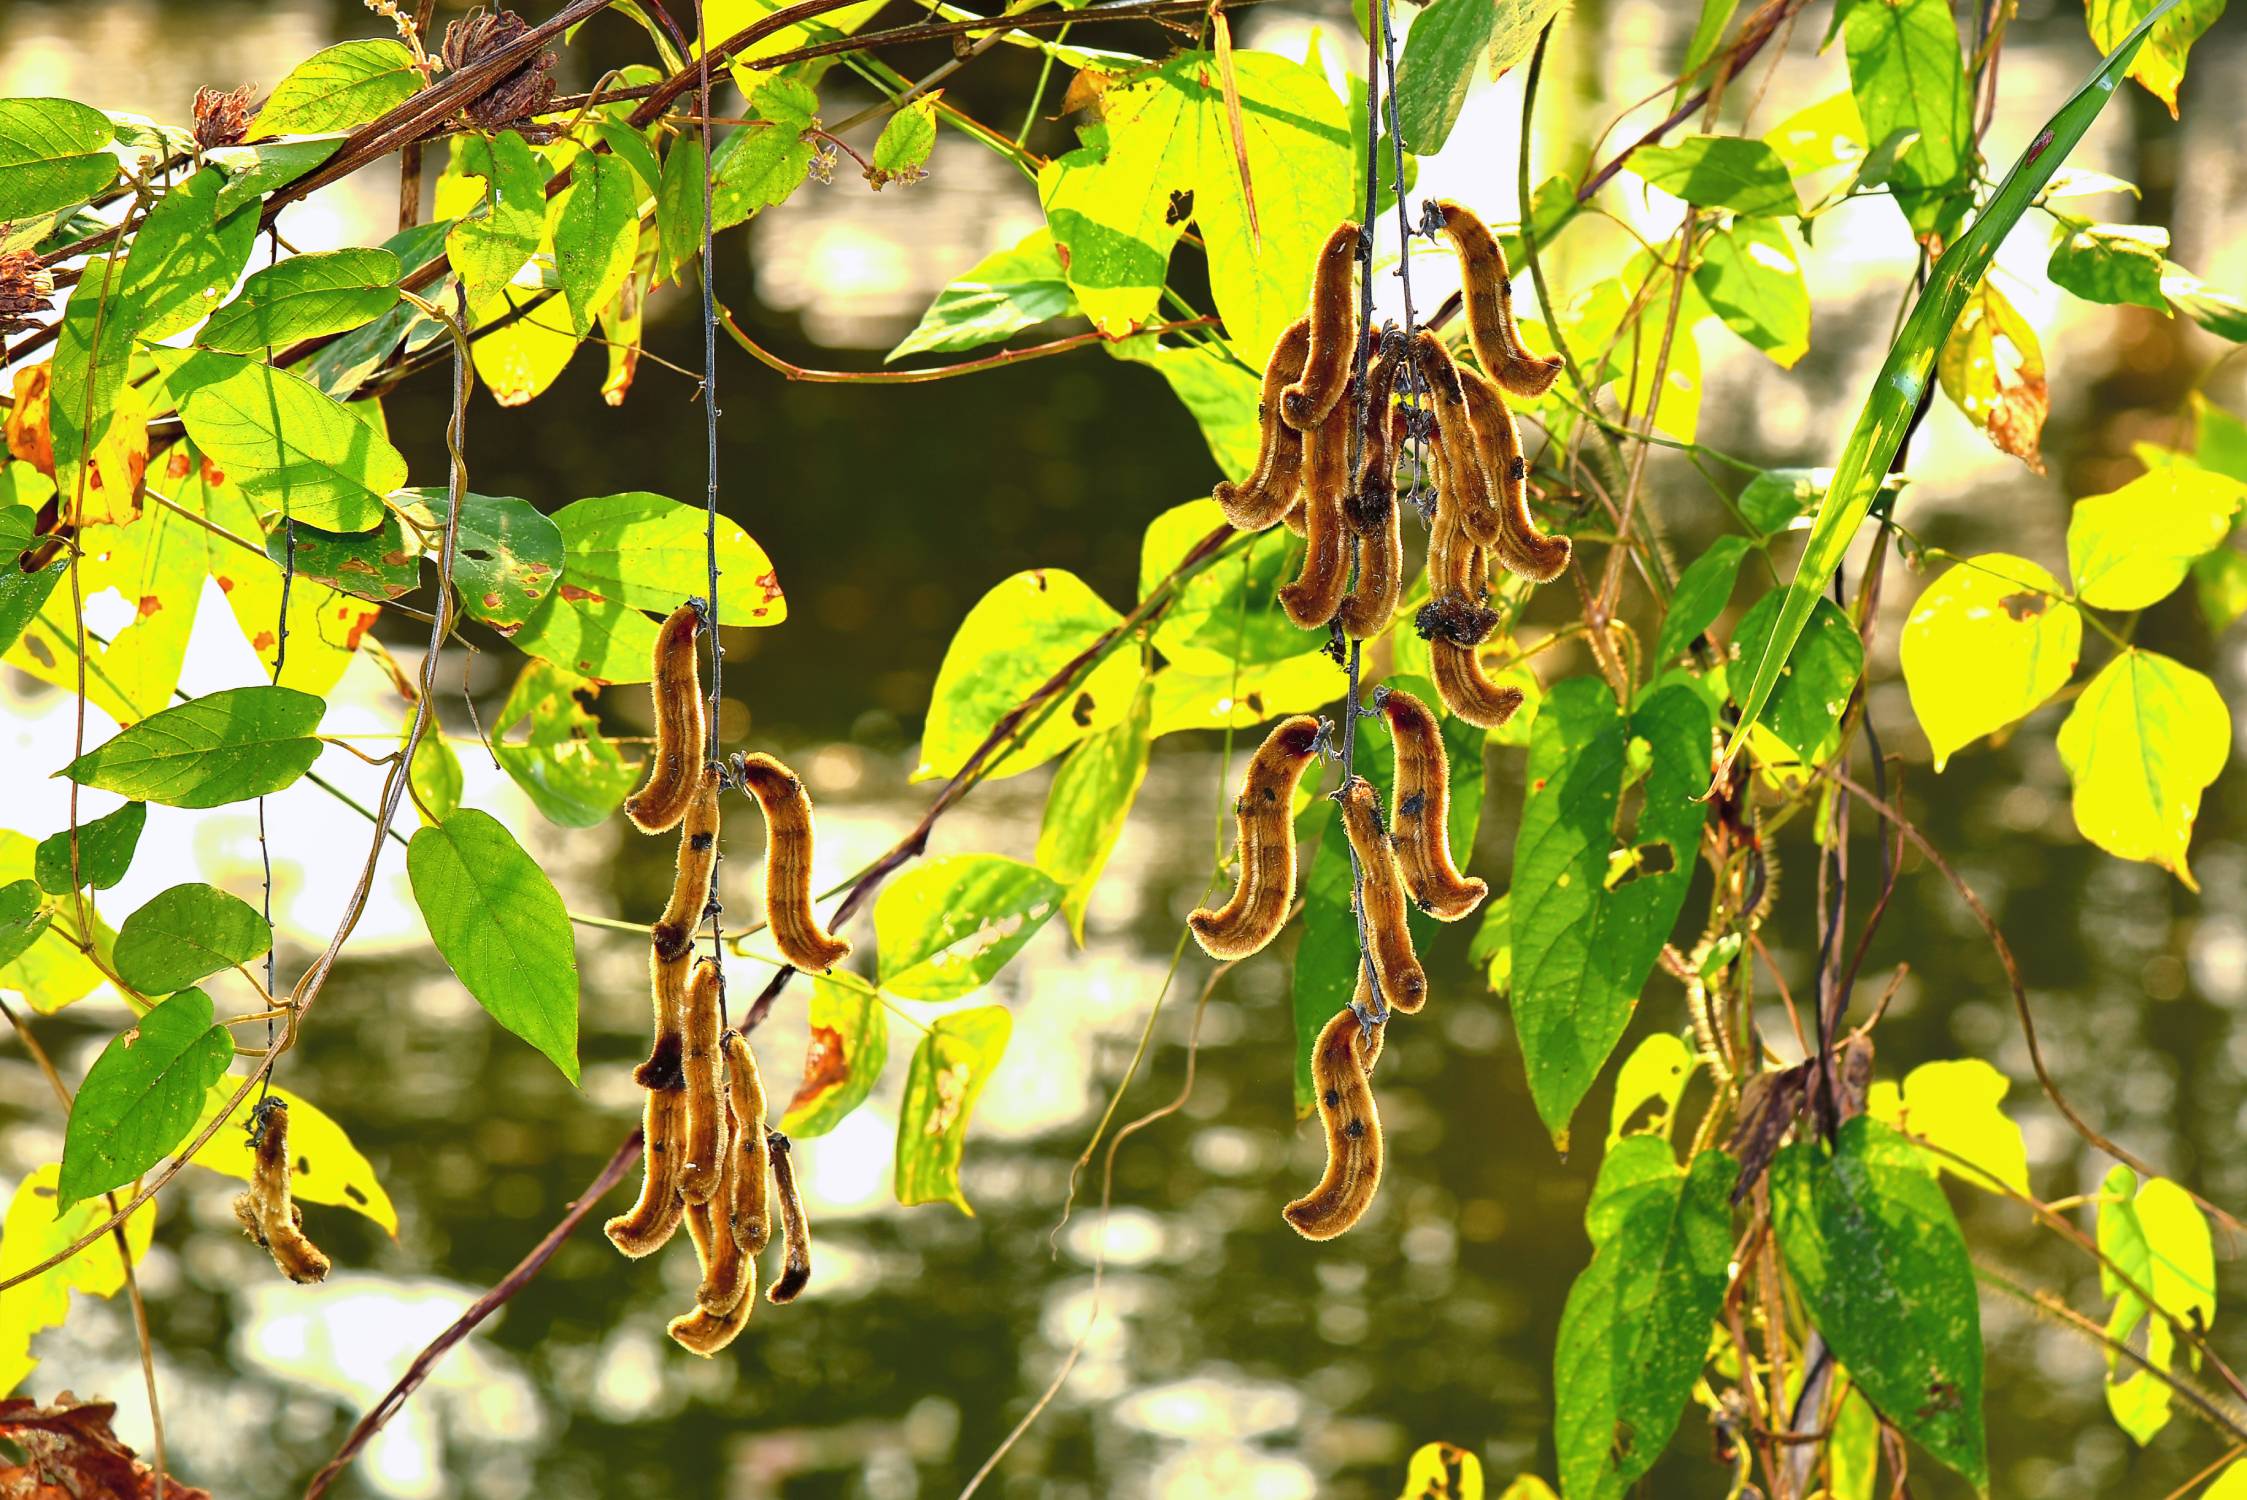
[718,303,1215,383]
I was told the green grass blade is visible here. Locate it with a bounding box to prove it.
[1720,1,2174,774]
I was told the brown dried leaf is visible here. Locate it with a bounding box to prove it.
[0,1394,212,1500]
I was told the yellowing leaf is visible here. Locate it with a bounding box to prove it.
[1606,1032,1694,1148]
[2098,1165,2216,1444]
[1937,275,2047,471]
[894,1004,1011,1213]
[2056,648,2229,888]
[471,286,581,406]
[2086,0,2228,118]
[1899,553,2080,770]
[780,972,889,1138]
[2068,465,2246,610]
[0,1163,156,1396]
[189,1078,398,1234]
[0,832,110,1016]
[1865,1058,2030,1196]
[1398,1441,1485,1500]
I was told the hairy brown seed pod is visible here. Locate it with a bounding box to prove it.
[658,764,723,935]
[1433,199,1564,398]
[666,1231,758,1355]
[722,1030,772,1253]
[1430,640,1526,730]
[606,1083,688,1257]
[1339,776,1427,1013]
[733,753,852,973]
[683,1103,751,1316]
[624,603,705,834]
[231,1102,330,1284]
[1277,394,1352,629]
[678,958,727,1205]
[1460,368,1570,584]
[1214,318,1313,531]
[1280,221,1362,431]
[1410,331,1501,547]
[1189,716,1326,959]
[766,1131,813,1305]
[1346,326,1409,536]
[1282,1002,1385,1240]
[1380,689,1489,921]
[1338,508,1403,639]
[1281,498,1307,537]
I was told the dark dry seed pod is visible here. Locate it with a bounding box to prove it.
[1410,331,1501,548]
[732,752,852,973]
[1346,326,1409,536]
[1415,594,1501,649]
[658,763,723,934]
[0,249,55,335]
[232,1102,330,1284]
[440,7,560,130]
[1381,689,1489,921]
[1430,639,1526,730]
[1282,1001,1385,1240]
[1189,716,1325,959]
[191,84,254,150]
[1277,394,1352,629]
[1338,777,1427,1013]
[1338,506,1402,639]
[1460,367,1570,584]
[1214,318,1313,531]
[722,1030,772,1254]
[624,603,705,835]
[678,958,727,1206]
[766,1131,813,1305]
[1279,221,1362,431]
[1433,199,1564,398]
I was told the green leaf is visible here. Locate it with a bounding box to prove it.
[875,854,1064,1001]
[1632,135,1802,217]
[545,490,785,623]
[1140,499,1301,667]
[1899,554,2080,770]
[1866,1058,2031,1196]
[2048,221,2170,310]
[187,1077,398,1232]
[1839,0,1970,236]
[1391,0,1498,156]
[407,809,580,1082]
[0,1163,156,1396]
[0,504,65,658]
[1469,890,1512,994]
[1771,1116,1987,1491]
[264,513,419,602]
[158,348,407,530]
[711,118,818,232]
[1607,1032,1694,1147]
[1724,10,2164,768]
[1652,535,1751,665]
[2098,1165,2216,1444]
[1106,334,1265,476]
[512,583,660,685]
[206,137,343,216]
[409,725,461,827]
[401,487,564,628]
[890,232,1076,361]
[1511,680,1709,1144]
[56,988,232,1208]
[1732,591,1864,769]
[446,130,545,302]
[656,134,707,286]
[1736,466,1827,535]
[1037,679,1153,942]
[1936,274,2048,470]
[61,685,324,808]
[488,659,640,828]
[916,568,1136,782]
[2196,545,2247,633]
[781,971,890,1137]
[250,39,422,137]
[1695,218,1809,366]
[1554,1140,1735,1500]
[2067,464,2245,609]
[112,882,270,993]
[198,248,402,352]
[2086,0,2227,117]
[551,151,639,338]
[0,881,51,971]
[2056,648,2228,888]
[2164,261,2247,342]
[33,802,146,895]
[1039,50,1353,361]
[894,1003,1011,1213]
[0,99,117,223]
[870,94,939,185]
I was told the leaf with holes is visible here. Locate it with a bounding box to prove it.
[1937,274,2047,471]
[1867,1058,2030,1196]
[1900,554,2080,771]
[264,514,419,603]
[781,971,890,1138]
[1510,680,1709,1144]
[56,988,232,1208]
[33,802,145,895]
[0,1164,156,1396]
[446,129,545,302]
[408,809,580,1082]
[112,882,272,994]
[894,1004,1011,1212]
[1037,678,1153,942]
[875,855,1064,1001]
[400,487,564,628]
[62,685,325,808]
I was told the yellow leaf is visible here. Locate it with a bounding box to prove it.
[1397,1441,1486,1500]
[2068,465,2245,611]
[1607,1032,1694,1148]
[1865,1059,2030,1196]
[0,832,110,1015]
[1898,553,2080,770]
[1937,276,2046,472]
[0,1164,157,1395]
[471,286,581,407]
[189,1077,399,1234]
[2056,649,2229,888]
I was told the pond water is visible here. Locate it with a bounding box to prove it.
[4,2,2247,1497]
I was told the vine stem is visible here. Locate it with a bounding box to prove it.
[695,0,727,997]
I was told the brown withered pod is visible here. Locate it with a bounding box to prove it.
[234,1099,330,1283]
